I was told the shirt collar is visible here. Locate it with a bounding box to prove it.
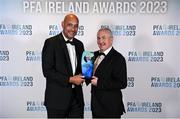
[100,46,112,56]
[62,32,73,42]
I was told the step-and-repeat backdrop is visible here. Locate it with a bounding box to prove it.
[0,0,180,118]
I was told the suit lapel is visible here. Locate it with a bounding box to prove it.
[74,39,82,74]
[74,41,79,67]
[95,48,115,74]
[59,33,73,76]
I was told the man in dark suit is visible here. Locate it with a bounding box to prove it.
[42,13,85,118]
[91,27,127,118]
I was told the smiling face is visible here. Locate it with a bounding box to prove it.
[97,28,113,52]
[61,14,79,40]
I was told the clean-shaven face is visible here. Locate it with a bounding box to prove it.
[97,30,113,52]
[62,14,79,40]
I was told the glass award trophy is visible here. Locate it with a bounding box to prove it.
[81,51,95,79]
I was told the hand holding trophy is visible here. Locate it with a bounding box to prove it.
[81,51,95,85]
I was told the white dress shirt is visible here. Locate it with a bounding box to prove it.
[62,33,77,75]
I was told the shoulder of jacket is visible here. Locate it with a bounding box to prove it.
[74,38,83,44]
[46,34,60,43]
[113,49,125,60]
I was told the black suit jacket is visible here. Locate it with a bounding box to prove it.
[91,48,127,117]
[42,33,84,110]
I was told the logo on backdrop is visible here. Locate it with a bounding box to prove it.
[48,24,84,36]
[26,50,41,62]
[151,76,180,88]
[0,76,33,87]
[101,25,136,36]
[127,101,162,113]
[127,77,135,87]
[0,24,32,35]
[128,51,164,62]
[27,101,46,112]
[23,0,168,14]
[0,50,9,61]
[153,25,180,36]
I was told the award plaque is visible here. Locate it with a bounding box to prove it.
[81,51,95,79]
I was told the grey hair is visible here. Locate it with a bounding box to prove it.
[98,27,113,38]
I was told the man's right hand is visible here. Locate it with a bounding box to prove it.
[69,74,85,85]
[91,76,98,86]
